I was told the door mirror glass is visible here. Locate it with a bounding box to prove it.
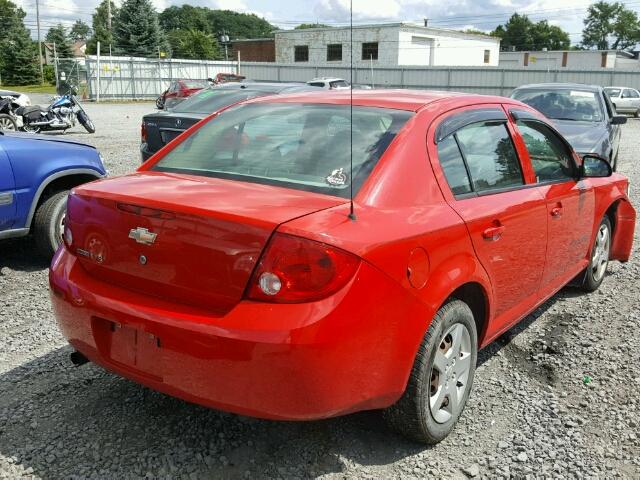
[581,155,612,178]
[612,115,627,125]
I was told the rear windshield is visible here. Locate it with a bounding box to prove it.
[152,103,413,198]
[511,88,603,122]
[171,89,269,114]
[182,80,209,89]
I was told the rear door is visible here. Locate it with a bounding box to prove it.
[623,88,640,112]
[430,106,548,331]
[510,111,595,297]
[0,143,16,230]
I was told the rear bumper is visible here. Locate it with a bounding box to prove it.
[49,248,429,420]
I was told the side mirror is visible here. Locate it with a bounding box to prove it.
[580,154,612,178]
[612,115,627,125]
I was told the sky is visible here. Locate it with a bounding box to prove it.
[14,0,639,45]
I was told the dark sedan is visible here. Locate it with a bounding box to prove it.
[511,83,626,170]
[141,82,315,162]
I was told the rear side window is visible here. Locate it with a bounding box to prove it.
[437,122,523,195]
[516,120,575,182]
[171,90,267,114]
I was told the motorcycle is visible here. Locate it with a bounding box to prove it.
[16,89,95,134]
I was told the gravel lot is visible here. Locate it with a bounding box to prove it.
[1,100,639,479]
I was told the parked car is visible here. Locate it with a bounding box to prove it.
[307,77,351,89]
[156,79,210,110]
[604,86,640,117]
[209,73,246,85]
[51,90,635,445]
[0,131,106,256]
[511,83,626,171]
[141,82,315,162]
[0,89,31,108]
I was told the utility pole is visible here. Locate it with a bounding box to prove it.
[36,0,44,85]
[107,0,112,56]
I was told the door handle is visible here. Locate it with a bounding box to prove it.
[482,224,505,241]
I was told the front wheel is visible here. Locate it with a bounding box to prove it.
[383,299,477,444]
[77,111,95,133]
[0,114,17,131]
[33,190,68,258]
[580,216,612,292]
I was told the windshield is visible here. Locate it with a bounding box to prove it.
[152,103,413,198]
[512,89,603,122]
[171,89,269,114]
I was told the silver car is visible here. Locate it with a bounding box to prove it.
[604,86,640,117]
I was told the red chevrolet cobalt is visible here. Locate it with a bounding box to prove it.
[50,90,635,444]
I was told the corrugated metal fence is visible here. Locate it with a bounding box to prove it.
[86,55,640,100]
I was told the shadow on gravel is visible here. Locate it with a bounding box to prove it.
[0,239,49,274]
[0,281,601,478]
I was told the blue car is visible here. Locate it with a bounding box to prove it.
[0,132,106,256]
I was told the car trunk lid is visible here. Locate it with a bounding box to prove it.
[142,112,205,155]
[67,172,345,314]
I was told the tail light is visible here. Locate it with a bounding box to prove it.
[246,233,360,303]
[141,122,147,143]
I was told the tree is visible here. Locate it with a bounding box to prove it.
[206,10,276,39]
[69,20,91,41]
[492,13,571,50]
[46,24,74,59]
[294,23,330,29]
[168,29,219,59]
[159,5,210,33]
[113,0,169,57]
[582,1,640,50]
[0,0,39,85]
[86,0,118,55]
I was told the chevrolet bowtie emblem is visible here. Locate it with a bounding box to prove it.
[128,227,157,245]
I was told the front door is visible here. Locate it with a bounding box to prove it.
[431,108,548,332]
[0,144,16,231]
[512,115,595,297]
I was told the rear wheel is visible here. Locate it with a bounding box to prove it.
[581,216,611,292]
[0,114,17,131]
[22,122,40,134]
[635,109,640,118]
[383,299,477,444]
[33,190,68,258]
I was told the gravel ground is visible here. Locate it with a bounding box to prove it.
[0,101,639,479]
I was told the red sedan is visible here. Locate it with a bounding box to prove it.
[50,90,635,444]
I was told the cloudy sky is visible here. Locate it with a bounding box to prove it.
[14,0,626,45]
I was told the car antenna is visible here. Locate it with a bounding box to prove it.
[348,0,356,221]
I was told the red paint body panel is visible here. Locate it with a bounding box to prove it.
[50,91,636,420]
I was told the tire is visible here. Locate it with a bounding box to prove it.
[33,190,68,258]
[634,109,640,118]
[156,97,165,109]
[22,123,41,134]
[611,152,618,172]
[580,216,612,292]
[0,114,17,131]
[383,299,478,444]
[77,111,95,134]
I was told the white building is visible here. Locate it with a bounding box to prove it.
[275,23,501,67]
[499,50,640,70]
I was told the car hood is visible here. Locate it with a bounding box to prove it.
[0,131,97,149]
[551,120,608,155]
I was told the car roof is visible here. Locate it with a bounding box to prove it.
[514,83,602,92]
[245,89,520,112]
[214,82,313,93]
[605,86,634,89]
[307,77,346,82]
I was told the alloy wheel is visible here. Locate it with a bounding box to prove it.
[591,223,610,282]
[0,117,16,131]
[429,323,472,424]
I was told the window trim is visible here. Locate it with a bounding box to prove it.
[509,109,580,181]
[435,108,508,144]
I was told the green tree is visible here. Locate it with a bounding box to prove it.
[46,24,74,58]
[0,0,39,85]
[113,0,169,57]
[206,10,276,39]
[69,19,91,41]
[167,29,219,59]
[86,0,118,55]
[492,13,571,50]
[294,23,330,29]
[582,1,640,50]
[159,5,210,33]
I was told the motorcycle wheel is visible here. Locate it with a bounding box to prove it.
[77,111,96,134]
[22,122,41,134]
[0,114,17,131]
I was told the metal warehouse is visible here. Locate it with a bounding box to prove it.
[274,23,501,67]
